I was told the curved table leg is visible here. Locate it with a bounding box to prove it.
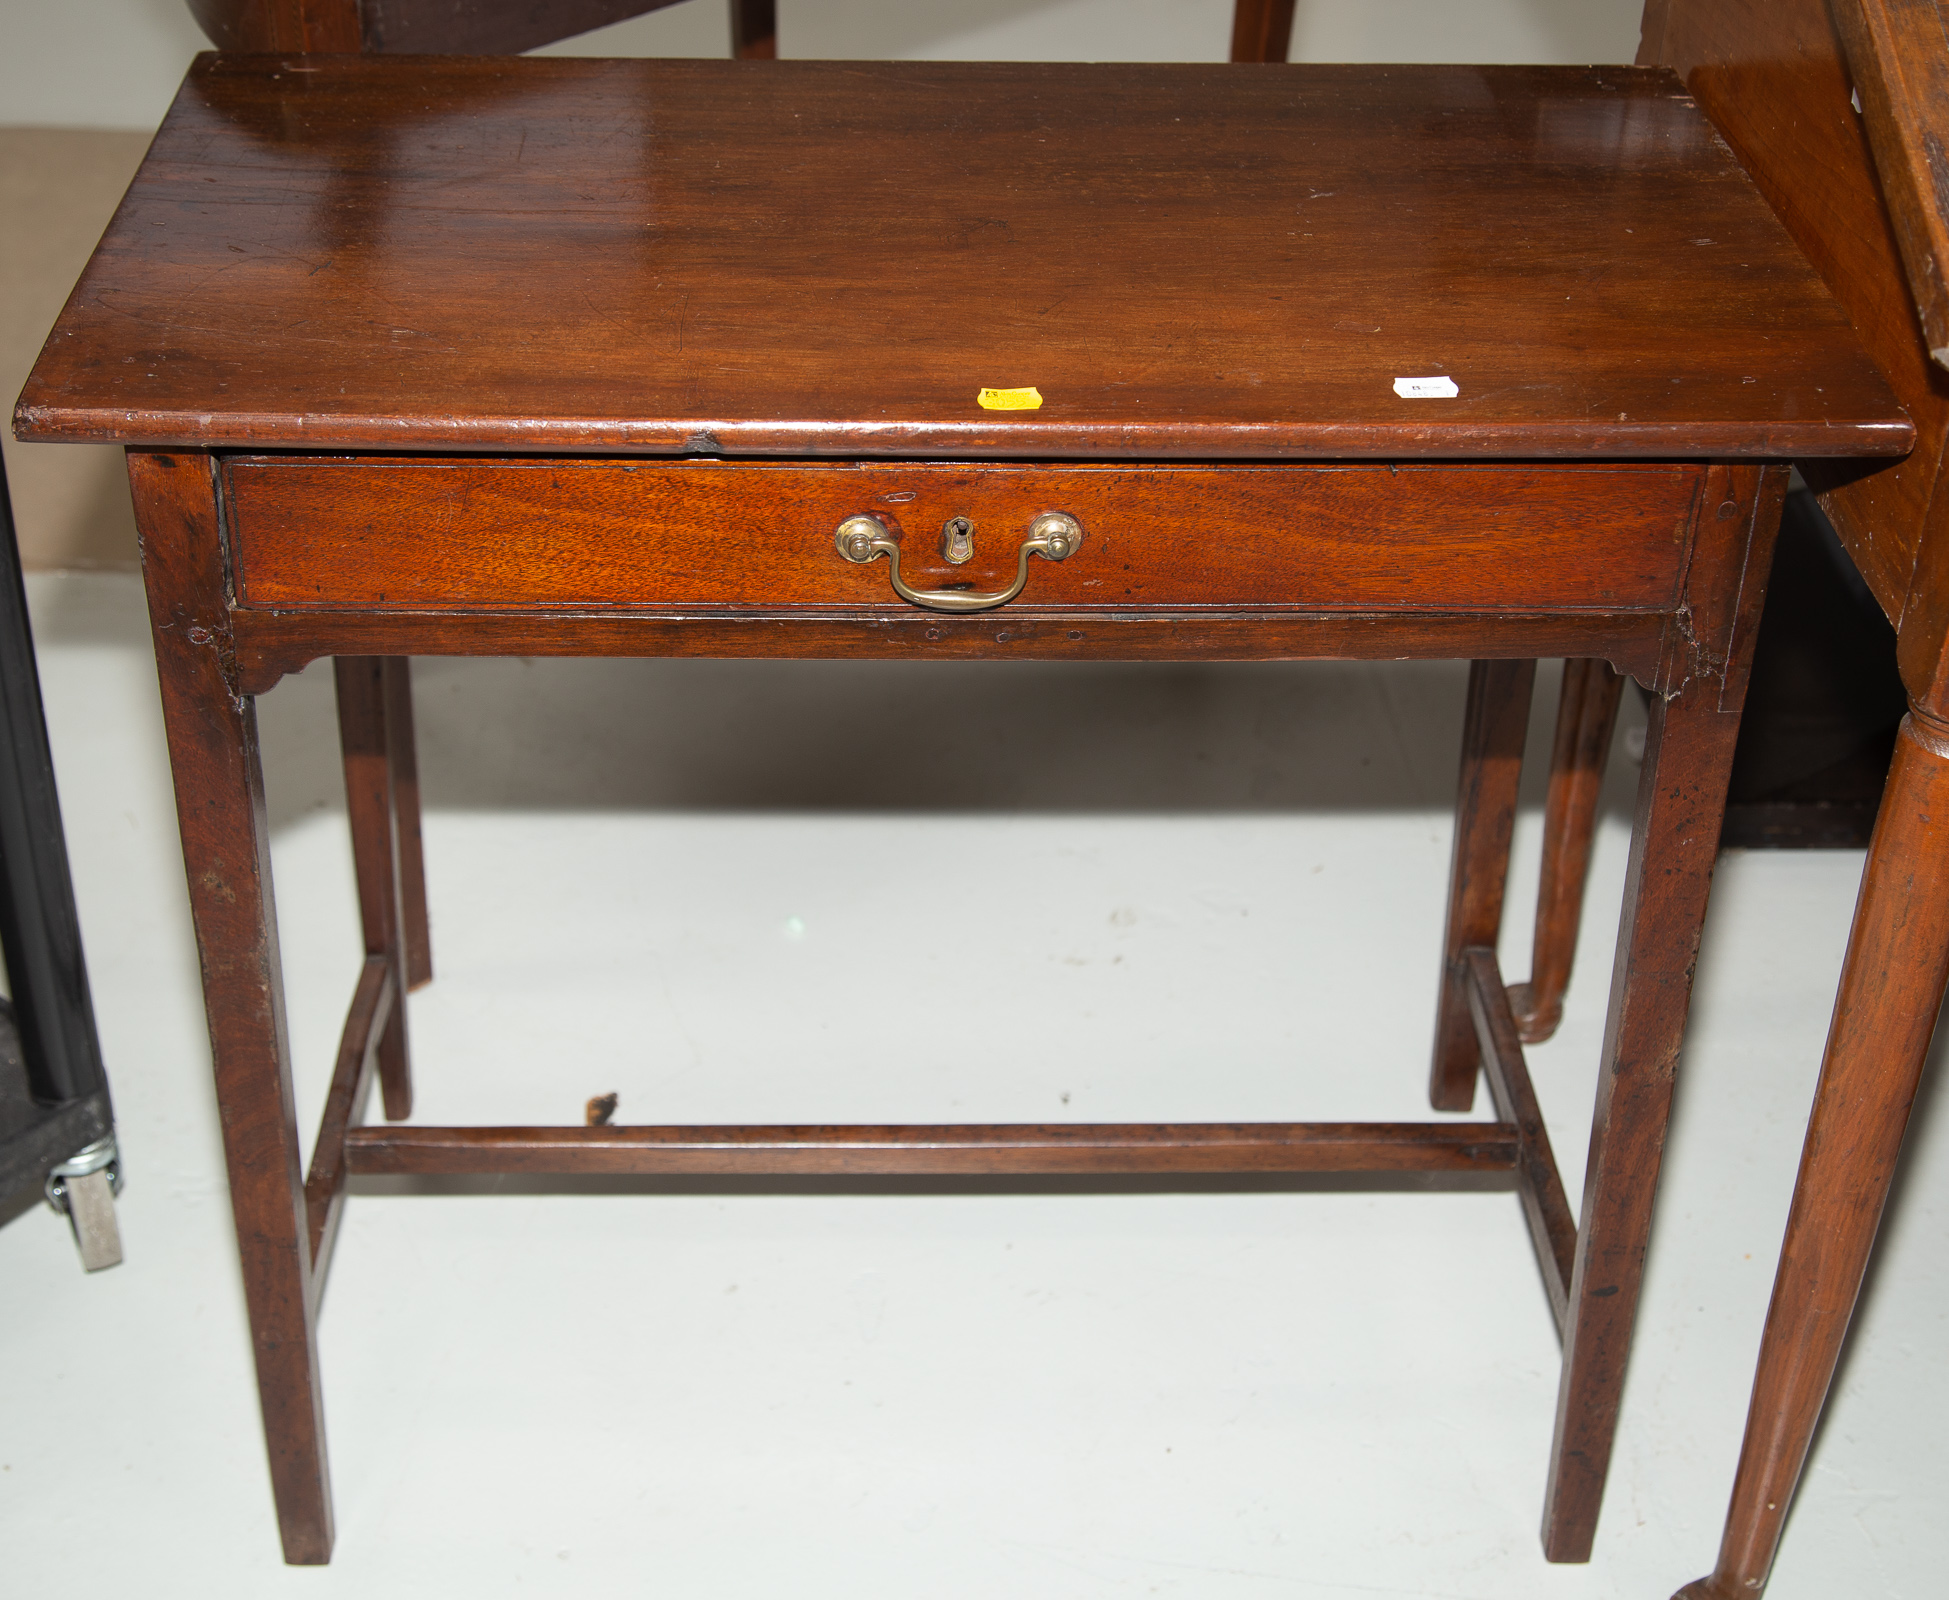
[1511,659,1624,1044]
[1676,709,1949,1599]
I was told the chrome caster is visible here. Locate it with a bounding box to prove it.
[46,1134,123,1271]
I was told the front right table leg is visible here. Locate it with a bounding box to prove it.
[1676,709,1949,1598]
[1543,682,1745,1562]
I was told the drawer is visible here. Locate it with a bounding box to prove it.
[223,459,1701,615]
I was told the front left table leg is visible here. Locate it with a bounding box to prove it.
[131,451,334,1563]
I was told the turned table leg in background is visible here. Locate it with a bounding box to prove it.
[131,451,334,1564]
[1676,709,1949,1599]
[1431,658,1537,1112]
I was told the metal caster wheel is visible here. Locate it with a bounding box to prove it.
[46,1135,122,1271]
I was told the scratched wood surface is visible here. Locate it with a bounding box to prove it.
[13,56,1907,462]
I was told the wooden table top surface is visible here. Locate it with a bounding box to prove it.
[12,55,1911,461]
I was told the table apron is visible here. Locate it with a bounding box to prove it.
[225,608,1675,695]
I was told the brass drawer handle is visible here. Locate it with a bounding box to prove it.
[834,512,1083,613]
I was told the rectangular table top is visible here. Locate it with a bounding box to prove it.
[13,55,1910,462]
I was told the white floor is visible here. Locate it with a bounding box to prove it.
[3,571,1944,1598]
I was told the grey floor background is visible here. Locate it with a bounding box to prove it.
[3,571,1944,1598]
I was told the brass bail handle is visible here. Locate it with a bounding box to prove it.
[834,512,1084,613]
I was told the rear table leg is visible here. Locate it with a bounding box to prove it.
[1431,659,1537,1112]
[1511,659,1624,1043]
[731,0,775,58]
[383,659,432,990]
[1230,0,1297,61]
[336,657,415,1121]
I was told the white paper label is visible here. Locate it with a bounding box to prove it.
[1393,375,1459,398]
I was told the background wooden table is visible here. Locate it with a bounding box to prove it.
[1642,2,1949,1595]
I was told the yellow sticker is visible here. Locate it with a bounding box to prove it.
[977,386,1043,411]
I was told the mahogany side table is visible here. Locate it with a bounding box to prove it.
[12,54,1908,1566]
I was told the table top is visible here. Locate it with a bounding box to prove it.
[13,55,1909,462]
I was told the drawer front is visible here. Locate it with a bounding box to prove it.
[224,459,1700,614]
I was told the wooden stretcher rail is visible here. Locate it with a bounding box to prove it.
[303,955,393,1274]
[340,1120,1522,1176]
[1465,946,1578,1334]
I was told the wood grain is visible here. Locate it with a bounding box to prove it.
[1542,684,1747,1562]
[1677,712,1949,1598]
[1653,463,1788,707]
[225,459,1702,616]
[301,954,390,1279]
[343,1121,1523,1176]
[1829,0,1949,369]
[228,609,1673,698]
[65,51,1861,1572]
[1430,659,1536,1112]
[1645,7,1949,1593]
[1467,946,1577,1335]
[1509,659,1624,1043]
[129,449,334,1564]
[333,657,412,1119]
[14,58,1908,463]
[1645,0,1942,625]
